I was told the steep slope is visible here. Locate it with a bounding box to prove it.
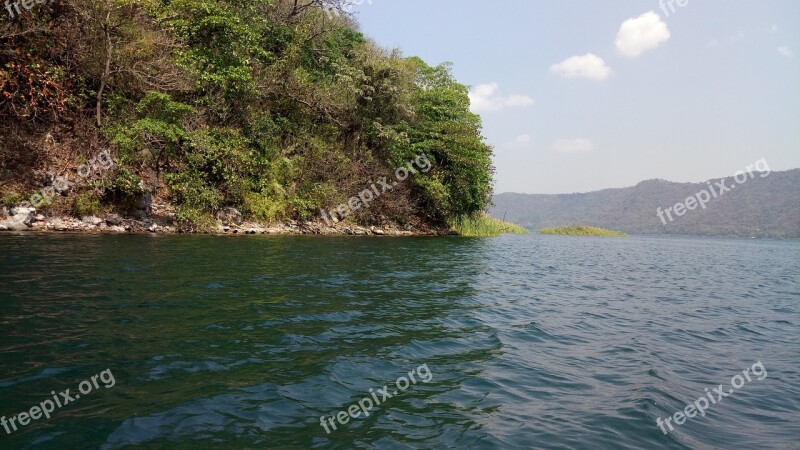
[1,0,493,233]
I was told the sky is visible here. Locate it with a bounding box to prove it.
[353,0,800,194]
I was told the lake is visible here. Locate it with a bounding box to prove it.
[0,233,798,449]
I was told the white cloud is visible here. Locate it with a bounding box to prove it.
[504,134,532,148]
[553,138,594,154]
[468,83,534,113]
[778,45,793,58]
[615,11,670,57]
[549,53,612,81]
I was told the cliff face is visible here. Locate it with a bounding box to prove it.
[491,169,800,238]
[1,0,493,232]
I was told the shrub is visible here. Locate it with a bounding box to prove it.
[71,192,103,217]
[109,92,195,173]
[243,189,288,224]
[1,191,23,207]
[174,205,216,231]
[103,168,146,212]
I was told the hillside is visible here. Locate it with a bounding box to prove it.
[1,0,493,233]
[490,169,800,238]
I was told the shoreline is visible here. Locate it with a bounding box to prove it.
[0,209,452,237]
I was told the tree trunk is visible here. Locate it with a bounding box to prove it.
[96,7,112,127]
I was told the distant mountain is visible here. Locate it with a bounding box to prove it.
[490,169,800,238]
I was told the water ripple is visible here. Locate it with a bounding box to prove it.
[0,234,797,449]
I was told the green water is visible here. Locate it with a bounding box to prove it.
[0,234,798,449]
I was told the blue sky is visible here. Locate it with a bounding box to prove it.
[354,0,800,194]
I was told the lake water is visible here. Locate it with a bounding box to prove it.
[0,233,798,449]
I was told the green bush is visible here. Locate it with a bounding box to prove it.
[174,205,217,231]
[109,92,195,172]
[1,191,24,207]
[243,190,288,223]
[71,192,103,217]
[103,168,146,212]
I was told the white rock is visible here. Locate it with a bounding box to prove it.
[19,211,35,226]
[82,216,103,226]
[3,209,35,228]
[11,206,35,216]
[50,218,67,231]
[0,218,29,231]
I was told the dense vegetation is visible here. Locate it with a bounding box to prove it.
[452,214,528,237]
[0,0,495,231]
[492,170,800,239]
[539,226,627,237]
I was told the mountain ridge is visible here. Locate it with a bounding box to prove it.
[490,169,800,238]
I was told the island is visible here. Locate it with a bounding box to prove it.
[538,226,628,237]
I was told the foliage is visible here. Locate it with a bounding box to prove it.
[0,56,74,121]
[451,214,528,237]
[109,91,195,172]
[388,58,494,220]
[173,205,217,231]
[103,167,146,211]
[1,191,24,207]
[538,226,628,237]
[71,192,104,216]
[1,0,497,230]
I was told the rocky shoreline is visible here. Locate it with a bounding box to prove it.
[0,206,451,237]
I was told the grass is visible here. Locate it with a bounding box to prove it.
[451,214,529,237]
[538,225,628,237]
